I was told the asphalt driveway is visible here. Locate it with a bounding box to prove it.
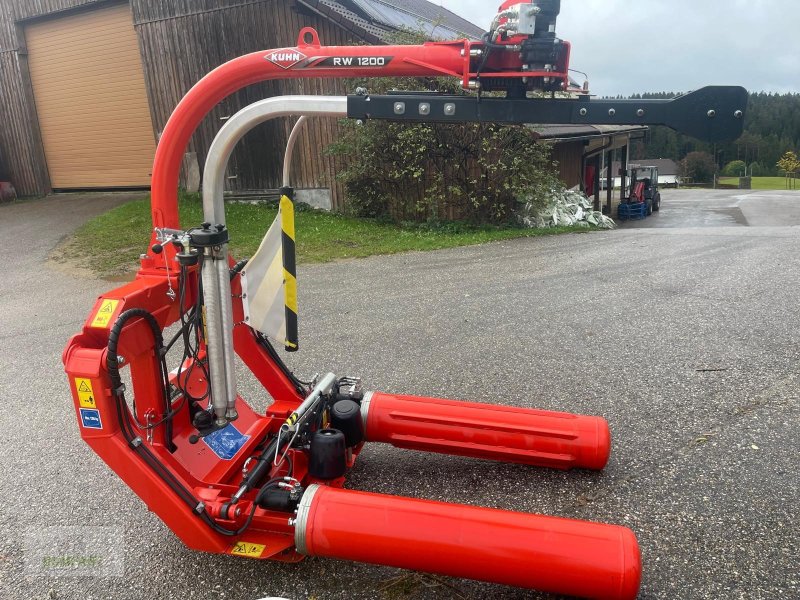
[620,188,800,228]
[0,190,798,599]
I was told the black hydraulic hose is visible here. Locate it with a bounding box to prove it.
[107,309,174,447]
[107,309,164,392]
[255,331,309,396]
[174,262,210,403]
[163,312,196,355]
[107,308,253,536]
[475,34,493,80]
[230,259,249,280]
[236,437,282,497]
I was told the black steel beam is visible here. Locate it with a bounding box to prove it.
[347,86,748,143]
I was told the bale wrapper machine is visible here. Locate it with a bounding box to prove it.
[63,1,746,598]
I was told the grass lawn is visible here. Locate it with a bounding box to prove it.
[718,176,800,190]
[59,193,595,278]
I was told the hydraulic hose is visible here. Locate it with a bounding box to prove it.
[107,308,173,447]
[106,308,257,536]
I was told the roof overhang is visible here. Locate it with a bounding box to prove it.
[530,124,648,143]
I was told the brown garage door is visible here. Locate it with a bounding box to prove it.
[25,3,155,189]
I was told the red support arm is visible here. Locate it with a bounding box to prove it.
[150,29,469,229]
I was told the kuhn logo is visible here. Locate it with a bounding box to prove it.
[265,49,307,69]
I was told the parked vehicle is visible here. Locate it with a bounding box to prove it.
[631,166,662,214]
[618,166,661,220]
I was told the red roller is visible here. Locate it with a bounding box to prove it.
[362,392,611,470]
[295,485,641,600]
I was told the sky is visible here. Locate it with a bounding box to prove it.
[435,0,799,96]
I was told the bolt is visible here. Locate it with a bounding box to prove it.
[444,103,456,116]
[393,102,405,115]
[707,109,716,118]
[579,108,588,117]
[734,110,744,119]
[419,103,431,116]
[608,108,616,117]
[637,109,645,117]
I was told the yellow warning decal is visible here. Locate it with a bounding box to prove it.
[75,378,97,409]
[231,541,266,558]
[283,269,298,315]
[91,299,120,329]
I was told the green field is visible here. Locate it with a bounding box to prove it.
[718,177,799,190]
[59,193,593,278]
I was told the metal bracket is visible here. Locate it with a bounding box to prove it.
[347,86,748,143]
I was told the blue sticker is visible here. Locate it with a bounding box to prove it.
[203,423,250,460]
[80,408,103,430]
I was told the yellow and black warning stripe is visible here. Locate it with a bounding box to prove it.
[280,186,299,352]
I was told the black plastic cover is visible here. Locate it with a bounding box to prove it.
[330,400,365,447]
[189,224,229,248]
[308,429,347,480]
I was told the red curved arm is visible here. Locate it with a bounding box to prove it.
[151,28,471,228]
[149,25,571,229]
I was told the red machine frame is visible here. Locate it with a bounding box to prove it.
[63,2,747,597]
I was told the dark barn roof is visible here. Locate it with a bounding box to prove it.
[323,0,485,41]
[611,158,680,176]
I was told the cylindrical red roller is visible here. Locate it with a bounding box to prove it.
[361,392,610,470]
[295,485,641,600]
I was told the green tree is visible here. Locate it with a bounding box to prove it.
[329,115,557,223]
[777,151,799,190]
[631,92,800,177]
[722,160,746,177]
[680,152,717,184]
[327,30,559,224]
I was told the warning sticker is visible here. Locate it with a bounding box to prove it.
[91,299,120,329]
[80,408,103,430]
[231,541,266,558]
[203,423,250,460]
[75,378,97,409]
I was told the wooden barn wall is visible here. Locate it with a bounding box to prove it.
[0,0,365,205]
[133,0,362,208]
[551,140,584,189]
